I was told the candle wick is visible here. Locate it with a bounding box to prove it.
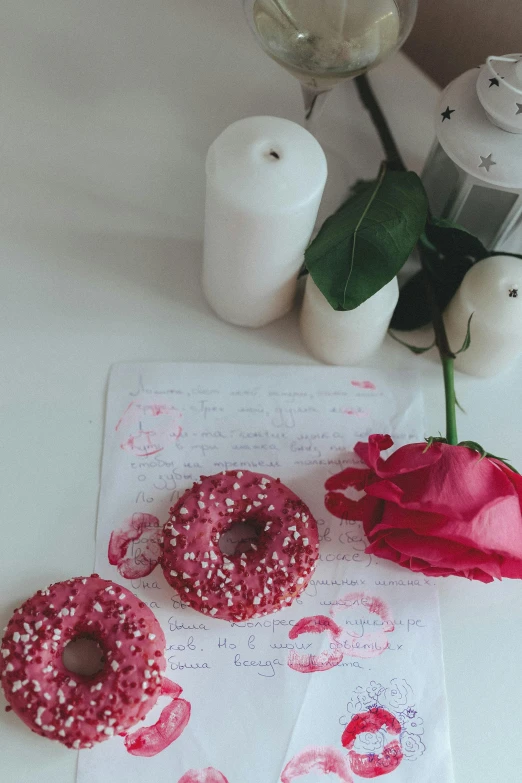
[509,287,519,298]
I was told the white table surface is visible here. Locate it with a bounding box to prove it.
[1,2,521,782]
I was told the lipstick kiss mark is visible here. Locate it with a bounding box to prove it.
[124,678,191,757]
[351,381,376,390]
[330,593,394,659]
[281,746,353,782]
[342,708,403,778]
[108,512,161,579]
[116,400,182,457]
[177,769,229,783]
[287,615,343,673]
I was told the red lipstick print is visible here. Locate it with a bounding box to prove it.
[330,593,394,659]
[287,615,343,673]
[281,746,353,782]
[116,400,182,457]
[177,769,229,783]
[342,708,403,778]
[124,678,191,757]
[108,512,161,579]
[351,381,376,390]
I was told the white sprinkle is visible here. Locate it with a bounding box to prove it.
[111,660,119,671]
[60,608,69,617]
[144,670,151,679]
[197,590,202,597]
[283,538,291,547]
[225,498,234,507]
[253,597,261,605]
[294,531,300,539]
[148,633,156,640]
[119,594,126,600]
[104,727,114,736]
[170,539,178,547]
[1,649,9,658]
[210,550,218,561]
[267,577,273,585]
[170,570,178,577]
[6,663,13,672]
[209,608,218,616]
[198,501,206,509]
[207,570,212,579]
[43,665,53,673]
[245,504,252,513]
[237,471,243,478]
[21,633,30,643]
[233,483,240,490]
[288,526,296,531]
[58,689,66,703]
[43,692,51,701]
[228,599,233,606]
[272,552,278,560]
[58,729,66,737]
[235,585,242,591]
[209,494,215,499]
[256,567,261,572]
[133,631,142,638]
[184,553,190,560]
[23,623,31,633]
[115,640,122,648]
[73,740,81,749]
[68,679,77,688]
[180,507,189,515]
[303,538,309,546]
[268,505,275,512]
[65,717,74,728]
[182,572,190,580]
[32,680,41,692]
[264,587,270,595]
[202,562,208,569]
[294,512,301,519]
[93,603,103,613]
[253,501,261,507]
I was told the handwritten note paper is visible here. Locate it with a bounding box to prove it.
[78,362,453,783]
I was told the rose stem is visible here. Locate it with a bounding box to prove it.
[354,73,459,444]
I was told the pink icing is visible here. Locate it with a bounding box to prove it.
[0,575,166,749]
[161,470,319,621]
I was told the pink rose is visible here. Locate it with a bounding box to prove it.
[325,435,522,583]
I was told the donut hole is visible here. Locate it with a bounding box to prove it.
[219,520,262,557]
[62,636,105,677]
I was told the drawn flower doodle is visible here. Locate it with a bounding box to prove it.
[400,715,424,735]
[341,679,427,776]
[400,732,426,761]
[377,678,413,712]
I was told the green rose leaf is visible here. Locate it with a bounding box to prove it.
[423,216,489,262]
[305,165,429,311]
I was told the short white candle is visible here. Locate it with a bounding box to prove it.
[300,275,399,365]
[444,255,522,377]
[202,116,327,328]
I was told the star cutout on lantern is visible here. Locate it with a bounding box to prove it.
[489,77,500,87]
[517,103,522,115]
[441,106,455,121]
[479,153,497,172]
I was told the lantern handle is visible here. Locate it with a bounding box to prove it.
[486,55,522,95]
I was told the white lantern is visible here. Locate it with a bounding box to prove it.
[422,54,522,252]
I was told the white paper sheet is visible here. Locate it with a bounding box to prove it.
[77,362,453,783]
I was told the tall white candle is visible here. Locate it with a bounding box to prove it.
[202,116,327,328]
[444,255,522,377]
[300,275,399,365]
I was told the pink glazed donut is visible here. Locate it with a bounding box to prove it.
[161,470,319,621]
[0,575,166,749]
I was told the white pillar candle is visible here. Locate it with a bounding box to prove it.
[202,116,327,328]
[444,255,522,377]
[300,275,399,365]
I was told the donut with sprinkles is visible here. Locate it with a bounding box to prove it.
[161,470,319,621]
[0,575,166,749]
